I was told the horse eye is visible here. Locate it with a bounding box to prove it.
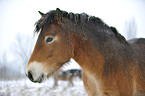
[45,37,54,43]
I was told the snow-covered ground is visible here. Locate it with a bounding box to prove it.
[0,78,87,96]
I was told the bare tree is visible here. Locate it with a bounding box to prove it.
[10,33,36,74]
[124,17,137,40]
[0,52,8,80]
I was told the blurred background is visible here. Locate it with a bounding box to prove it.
[0,0,145,96]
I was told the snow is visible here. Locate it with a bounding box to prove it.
[0,78,87,96]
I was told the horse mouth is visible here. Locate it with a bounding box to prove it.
[33,73,45,83]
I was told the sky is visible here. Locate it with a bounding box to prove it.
[0,0,145,69]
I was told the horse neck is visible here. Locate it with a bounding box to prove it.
[68,31,105,77]
[62,19,129,77]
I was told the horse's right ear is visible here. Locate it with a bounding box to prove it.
[56,8,62,18]
[56,8,62,24]
[38,11,45,16]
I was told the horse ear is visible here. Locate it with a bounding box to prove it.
[56,8,61,12]
[38,11,45,16]
[56,8,62,24]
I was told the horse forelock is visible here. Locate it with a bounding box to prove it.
[34,10,58,33]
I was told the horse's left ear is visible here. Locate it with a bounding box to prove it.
[56,8,62,24]
[38,11,45,17]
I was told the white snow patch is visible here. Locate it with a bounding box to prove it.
[0,78,87,96]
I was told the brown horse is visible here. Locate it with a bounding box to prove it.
[26,8,145,96]
[128,38,145,76]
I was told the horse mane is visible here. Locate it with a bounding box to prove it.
[35,8,104,32]
[35,8,127,44]
[110,26,127,44]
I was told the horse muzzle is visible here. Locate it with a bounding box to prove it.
[26,62,47,83]
[26,71,44,83]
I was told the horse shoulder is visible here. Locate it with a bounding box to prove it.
[82,71,104,96]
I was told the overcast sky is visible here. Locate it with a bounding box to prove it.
[0,0,145,57]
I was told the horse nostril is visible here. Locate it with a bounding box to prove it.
[28,71,34,81]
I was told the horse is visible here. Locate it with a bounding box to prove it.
[128,38,145,76]
[26,8,145,96]
[53,69,82,87]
